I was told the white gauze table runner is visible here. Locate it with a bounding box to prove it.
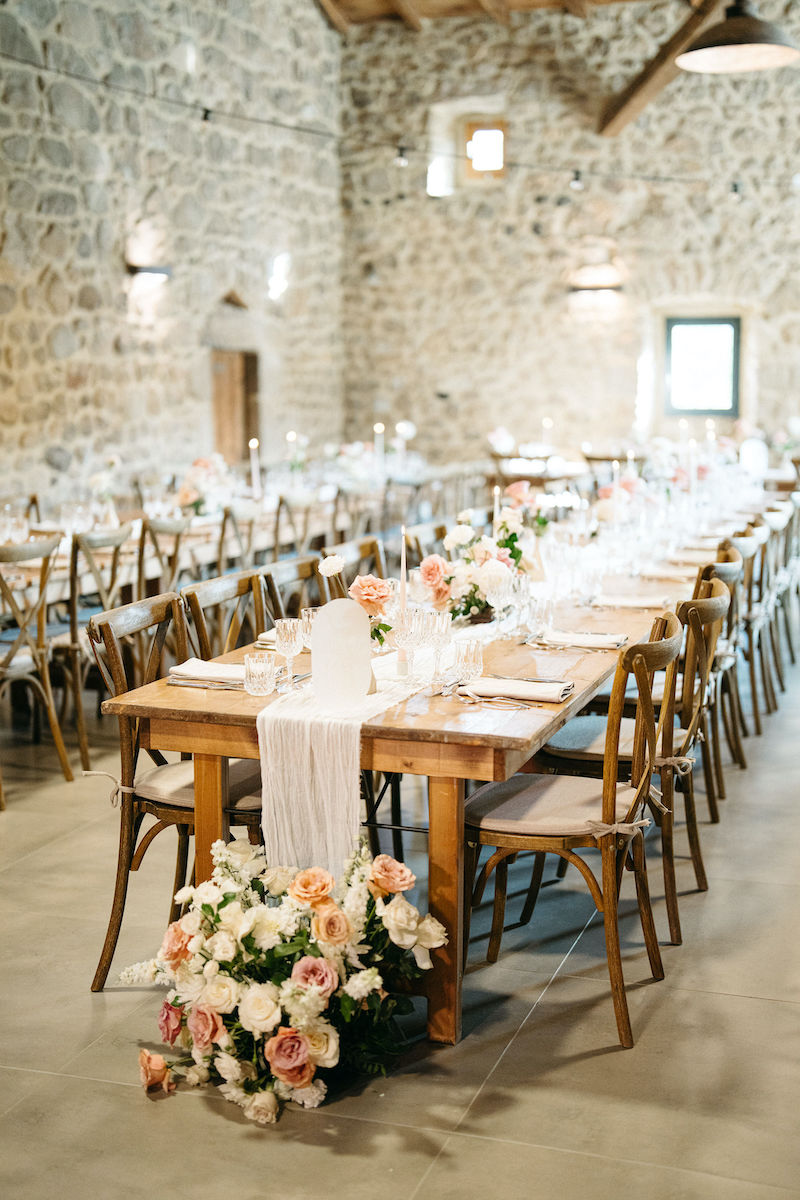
[257,651,433,877]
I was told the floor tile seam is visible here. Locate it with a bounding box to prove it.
[555,970,800,1007]
[411,1126,799,1194]
[449,908,601,1136]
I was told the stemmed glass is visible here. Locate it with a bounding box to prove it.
[393,607,424,678]
[426,611,453,686]
[274,618,304,691]
[300,607,317,651]
[452,639,483,685]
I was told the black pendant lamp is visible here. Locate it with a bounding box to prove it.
[676,1,800,74]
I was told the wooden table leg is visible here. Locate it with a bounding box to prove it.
[193,754,229,882]
[426,774,465,1044]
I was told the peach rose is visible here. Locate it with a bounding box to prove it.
[419,554,448,589]
[186,1004,226,1051]
[311,900,354,947]
[504,481,531,507]
[597,484,613,500]
[264,1027,315,1089]
[158,921,193,971]
[290,955,339,1000]
[138,1048,176,1094]
[471,543,491,566]
[431,581,452,612]
[348,574,393,616]
[288,867,335,908]
[368,854,416,899]
[157,1000,183,1046]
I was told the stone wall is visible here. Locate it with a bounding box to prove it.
[339,1,800,460]
[0,0,344,501]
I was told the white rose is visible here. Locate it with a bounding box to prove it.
[193,881,223,908]
[243,1090,279,1125]
[238,982,282,1036]
[478,558,511,593]
[171,964,206,1005]
[499,506,523,535]
[221,838,259,868]
[411,914,448,970]
[174,885,194,905]
[261,866,296,897]
[443,524,475,552]
[377,894,420,950]
[178,908,203,936]
[206,930,238,962]
[305,1023,340,1069]
[319,554,345,578]
[250,909,283,952]
[200,975,241,1013]
[217,901,258,942]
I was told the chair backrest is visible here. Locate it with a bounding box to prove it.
[217,505,258,573]
[320,537,387,599]
[404,521,448,567]
[181,568,269,659]
[261,555,325,621]
[698,544,743,640]
[68,524,134,642]
[137,515,194,599]
[332,487,383,543]
[273,494,323,561]
[88,592,188,784]
[0,532,63,674]
[676,577,730,741]
[602,612,683,827]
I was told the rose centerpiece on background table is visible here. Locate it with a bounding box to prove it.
[417,508,534,620]
[126,840,446,1125]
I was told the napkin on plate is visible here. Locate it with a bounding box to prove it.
[169,658,245,685]
[458,677,574,703]
[532,629,628,650]
[591,593,669,610]
[256,629,277,647]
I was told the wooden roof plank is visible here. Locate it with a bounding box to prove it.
[393,0,424,29]
[598,0,724,137]
[476,0,511,24]
[316,0,350,35]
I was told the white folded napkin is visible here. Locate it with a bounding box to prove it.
[169,658,245,684]
[639,566,695,583]
[591,593,669,610]
[256,629,277,646]
[534,629,628,650]
[459,676,574,703]
[667,550,715,566]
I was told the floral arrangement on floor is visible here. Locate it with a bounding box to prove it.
[128,840,446,1125]
[319,555,394,646]
[417,508,532,620]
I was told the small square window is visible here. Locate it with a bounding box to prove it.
[462,119,506,182]
[664,317,741,416]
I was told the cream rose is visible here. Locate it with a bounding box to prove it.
[305,1023,340,1068]
[443,524,475,552]
[376,894,421,950]
[200,974,241,1013]
[311,901,354,947]
[238,982,282,1037]
[411,914,448,970]
[262,866,296,897]
[205,930,238,962]
[243,1090,279,1125]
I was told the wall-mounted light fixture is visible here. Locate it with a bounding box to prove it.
[567,240,625,293]
[676,1,800,74]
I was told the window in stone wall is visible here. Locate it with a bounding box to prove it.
[664,317,741,417]
[426,95,506,198]
[462,120,507,183]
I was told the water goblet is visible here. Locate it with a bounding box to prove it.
[300,606,317,650]
[274,617,304,691]
[244,651,277,697]
[427,610,453,685]
[393,607,424,678]
[453,638,483,685]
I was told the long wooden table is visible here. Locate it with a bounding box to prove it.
[103,605,659,1044]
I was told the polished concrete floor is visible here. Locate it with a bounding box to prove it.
[1,676,798,1200]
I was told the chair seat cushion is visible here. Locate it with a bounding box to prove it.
[135,758,262,811]
[544,715,690,765]
[465,773,638,837]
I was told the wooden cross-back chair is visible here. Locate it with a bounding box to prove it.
[332,487,383,544]
[217,505,259,574]
[272,494,322,561]
[404,521,448,568]
[51,523,134,772]
[738,520,779,733]
[762,503,796,680]
[464,613,683,1048]
[320,537,388,599]
[0,533,74,809]
[87,592,263,991]
[137,515,195,599]
[261,555,326,623]
[696,546,746,799]
[181,568,270,660]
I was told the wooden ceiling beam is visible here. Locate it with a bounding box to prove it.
[598,0,724,137]
[392,0,423,30]
[476,0,511,24]
[316,0,350,36]
[562,0,589,16]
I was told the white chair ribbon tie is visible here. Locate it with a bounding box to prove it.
[586,817,650,838]
[654,754,696,777]
[82,769,136,807]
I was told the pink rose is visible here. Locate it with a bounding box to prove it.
[157,1000,183,1046]
[186,1004,226,1051]
[310,900,354,947]
[495,546,513,568]
[504,481,531,507]
[431,581,452,612]
[288,867,335,908]
[419,554,447,589]
[368,854,416,899]
[348,573,393,616]
[158,921,193,971]
[597,484,613,500]
[264,1027,315,1089]
[138,1049,176,1094]
[290,955,339,1000]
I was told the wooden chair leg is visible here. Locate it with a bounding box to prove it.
[759,633,778,714]
[92,802,136,991]
[38,668,74,784]
[601,843,633,1048]
[769,614,786,692]
[727,671,748,766]
[168,825,191,925]
[630,833,664,980]
[699,713,719,823]
[519,852,546,926]
[487,856,510,964]
[555,856,569,880]
[747,635,763,734]
[70,647,91,772]
[681,772,708,891]
[657,779,681,945]
[709,686,726,801]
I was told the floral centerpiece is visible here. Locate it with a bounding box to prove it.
[319,555,394,647]
[173,454,239,515]
[418,508,531,620]
[503,481,551,536]
[129,839,446,1125]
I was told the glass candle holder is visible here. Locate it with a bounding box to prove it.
[244,651,277,697]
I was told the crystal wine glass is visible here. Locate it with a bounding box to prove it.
[274,617,304,691]
[300,606,317,650]
[427,610,453,686]
[393,607,424,678]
